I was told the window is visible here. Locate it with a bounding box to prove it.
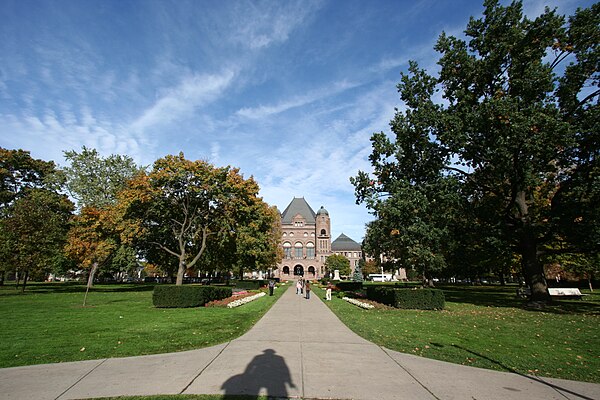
[294,242,303,258]
[320,229,326,235]
[283,242,292,259]
[306,242,315,259]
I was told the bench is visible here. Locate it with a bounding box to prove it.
[516,287,531,298]
[548,288,587,300]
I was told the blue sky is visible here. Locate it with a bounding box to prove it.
[0,0,593,242]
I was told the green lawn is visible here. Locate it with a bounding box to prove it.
[95,396,267,400]
[0,282,285,368]
[314,284,600,383]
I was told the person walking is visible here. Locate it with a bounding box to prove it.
[326,281,332,301]
[268,280,275,296]
[305,280,311,299]
[296,280,302,295]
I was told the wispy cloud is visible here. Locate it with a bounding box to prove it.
[229,0,323,50]
[0,104,145,166]
[130,69,237,133]
[236,80,360,119]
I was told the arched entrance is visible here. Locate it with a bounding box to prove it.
[308,266,316,277]
[293,265,304,276]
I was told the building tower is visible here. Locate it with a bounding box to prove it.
[315,206,331,275]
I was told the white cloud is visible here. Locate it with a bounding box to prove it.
[0,105,146,167]
[230,1,323,50]
[130,69,236,133]
[236,80,360,119]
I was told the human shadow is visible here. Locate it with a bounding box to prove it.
[221,349,296,398]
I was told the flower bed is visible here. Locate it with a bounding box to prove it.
[205,291,263,308]
[342,296,374,309]
[227,292,266,308]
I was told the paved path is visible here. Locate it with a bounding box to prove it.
[1,283,599,400]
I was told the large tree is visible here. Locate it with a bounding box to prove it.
[353,1,599,303]
[0,148,66,285]
[0,148,57,210]
[62,147,142,290]
[2,189,73,291]
[324,254,351,278]
[124,153,278,285]
[62,146,142,209]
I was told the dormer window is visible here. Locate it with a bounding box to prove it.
[293,213,305,227]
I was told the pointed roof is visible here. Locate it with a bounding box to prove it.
[281,197,317,224]
[331,233,362,251]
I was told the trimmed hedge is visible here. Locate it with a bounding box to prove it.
[335,281,363,292]
[366,287,445,310]
[153,285,232,308]
[233,280,263,290]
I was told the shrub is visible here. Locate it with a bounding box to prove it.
[366,287,445,310]
[233,280,262,290]
[335,281,363,292]
[153,285,232,308]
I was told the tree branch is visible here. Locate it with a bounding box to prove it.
[150,241,180,257]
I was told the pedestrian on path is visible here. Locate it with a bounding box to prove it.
[305,280,311,299]
[296,280,301,295]
[268,280,275,296]
[326,281,332,301]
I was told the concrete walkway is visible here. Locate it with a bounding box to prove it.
[1,283,599,400]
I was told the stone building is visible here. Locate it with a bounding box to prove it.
[275,197,363,280]
[331,233,363,277]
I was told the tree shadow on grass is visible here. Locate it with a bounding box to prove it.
[221,349,296,398]
[0,282,156,296]
[447,343,597,400]
[438,285,600,315]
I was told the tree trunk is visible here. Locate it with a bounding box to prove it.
[176,259,186,285]
[588,277,594,292]
[21,270,29,293]
[0,270,4,286]
[83,263,99,307]
[514,190,550,305]
[520,234,550,305]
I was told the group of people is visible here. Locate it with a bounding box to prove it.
[296,279,311,299]
[295,279,334,301]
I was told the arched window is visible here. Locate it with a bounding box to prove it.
[320,229,326,235]
[306,242,315,259]
[308,266,316,276]
[283,242,292,259]
[294,242,303,259]
[283,266,290,274]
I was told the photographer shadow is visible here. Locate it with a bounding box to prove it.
[221,349,296,397]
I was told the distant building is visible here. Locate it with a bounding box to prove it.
[331,233,363,275]
[275,197,363,280]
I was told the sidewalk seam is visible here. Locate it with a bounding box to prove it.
[179,341,232,395]
[380,347,441,400]
[54,358,108,400]
[299,284,306,398]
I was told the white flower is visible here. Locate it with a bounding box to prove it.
[227,292,266,308]
[342,297,374,309]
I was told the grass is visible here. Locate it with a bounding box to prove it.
[0,281,286,368]
[93,396,270,400]
[314,284,600,383]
